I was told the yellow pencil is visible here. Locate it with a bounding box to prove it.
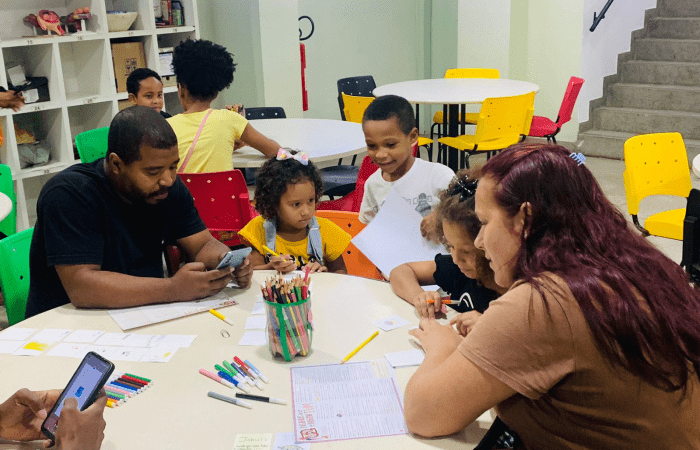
[340,330,379,364]
[262,245,279,257]
[209,309,234,326]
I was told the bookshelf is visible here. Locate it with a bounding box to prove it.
[0,0,199,230]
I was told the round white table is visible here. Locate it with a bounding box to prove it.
[232,118,366,168]
[0,272,490,450]
[0,192,12,222]
[374,78,539,171]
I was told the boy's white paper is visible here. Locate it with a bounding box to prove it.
[352,189,445,275]
[244,315,267,330]
[64,330,105,343]
[374,315,410,332]
[238,331,267,346]
[31,328,71,344]
[0,328,37,341]
[384,349,425,368]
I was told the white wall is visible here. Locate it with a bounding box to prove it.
[457,0,511,75]
[579,0,657,122]
[297,0,426,121]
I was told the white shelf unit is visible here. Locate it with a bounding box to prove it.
[0,0,199,230]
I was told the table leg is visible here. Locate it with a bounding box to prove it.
[447,104,460,172]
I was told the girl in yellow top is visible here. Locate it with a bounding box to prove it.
[239,149,351,274]
[167,39,280,173]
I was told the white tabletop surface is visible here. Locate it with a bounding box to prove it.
[0,272,490,450]
[232,118,367,168]
[0,192,11,222]
[373,78,540,105]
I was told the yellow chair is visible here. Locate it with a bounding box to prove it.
[342,92,433,155]
[438,92,535,169]
[623,132,691,240]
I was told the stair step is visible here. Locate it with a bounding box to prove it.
[622,60,700,86]
[608,83,700,113]
[594,106,700,140]
[635,38,700,62]
[648,17,700,39]
[578,129,700,162]
[662,0,700,18]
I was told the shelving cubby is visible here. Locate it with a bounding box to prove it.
[0,0,199,230]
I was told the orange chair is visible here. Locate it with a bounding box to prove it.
[315,210,381,280]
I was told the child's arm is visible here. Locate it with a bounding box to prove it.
[324,255,347,274]
[449,311,483,336]
[390,261,443,319]
[239,123,280,158]
[248,248,296,273]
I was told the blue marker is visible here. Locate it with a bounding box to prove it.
[244,359,269,384]
[217,371,250,393]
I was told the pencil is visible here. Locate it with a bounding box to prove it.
[426,298,459,305]
[262,245,279,257]
[340,330,379,363]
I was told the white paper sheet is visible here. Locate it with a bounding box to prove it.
[351,189,446,275]
[108,291,236,330]
[0,328,37,340]
[251,301,266,315]
[64,330,105,343]
[273,432,309,450]
[0,340,25,354]
[30,328,71,343]
[244,316,267,330]
[373,315,410,332]
[233,434,272,450]
[384,349,425,368]
[47,343,90,358]
[291,360,407,443]
[238,331,267,346]
[13,341,49,356]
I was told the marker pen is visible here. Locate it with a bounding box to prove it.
[199,369,235,390]
[235,393,286,405]
[244,359,269,384]
[217,371,250,393]
[207,391,252,409]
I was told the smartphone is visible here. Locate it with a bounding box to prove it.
[216,247,252,270]
[41,352,114,441]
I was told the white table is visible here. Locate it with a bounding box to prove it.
[0,272,490,450]
[232,118,367,168]
[0,192,11,222]
[374,78,539,171]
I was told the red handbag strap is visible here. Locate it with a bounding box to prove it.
[178,109,213,173]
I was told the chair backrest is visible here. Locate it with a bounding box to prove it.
[0,163,16,238]
[75,127,109,163]
[0,227,33,325]
[244,107,286,120]
[475,92,535,144]
[555,76,585,127]
[181,170,254,247]
[353,155,379,210]
[337,76,376,121]
[682,188,700,283]
[623,132,692,215]
[314,210,381,279]
[445,68,500,79]
[341,93,374,124]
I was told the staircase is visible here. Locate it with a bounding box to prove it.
[580,0,700,161]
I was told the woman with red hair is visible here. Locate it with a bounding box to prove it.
[404,144,700,448]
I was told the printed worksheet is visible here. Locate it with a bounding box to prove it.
[290,360,407,443]
[108,291,236,330]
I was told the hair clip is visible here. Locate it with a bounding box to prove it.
[276,148,308,165]
[447,177,477,202]
[569,152,586,166]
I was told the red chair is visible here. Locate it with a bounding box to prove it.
[317,155,378,212]
[527,76,584,144]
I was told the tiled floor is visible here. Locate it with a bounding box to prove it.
[1,156,693,331]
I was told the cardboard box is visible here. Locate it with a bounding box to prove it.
[111,42,146,93]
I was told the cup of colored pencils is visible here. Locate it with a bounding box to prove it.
[261,272,312,361]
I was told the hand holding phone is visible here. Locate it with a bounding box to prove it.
[41,352,114,442]
[216,247,252,270]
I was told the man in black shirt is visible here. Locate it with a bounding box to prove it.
[26,106,251,318]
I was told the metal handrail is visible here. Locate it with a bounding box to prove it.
[590,0,615,32]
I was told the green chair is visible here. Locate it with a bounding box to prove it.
[0,228,33,325]
[75,127,109,163]
[0,164,16,238]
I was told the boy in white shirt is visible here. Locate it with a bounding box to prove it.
[359,95,454,224]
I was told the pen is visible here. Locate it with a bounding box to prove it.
[426,298,459,305]
[244,359,269,384]
[199,369,236,390]
[207,391,252,409]
[217,371,250,393]
[341,330,379,364]
[234,357,265,390]
[229,360,255,387]
[235,393,286,405]
[209,309,234,326]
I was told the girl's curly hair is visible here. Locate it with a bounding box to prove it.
[253,151,324,221]
[172,39,236,100]
[435,169,495,287]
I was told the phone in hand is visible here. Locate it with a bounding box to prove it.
[215,247,252,270]
[41,351,114,441]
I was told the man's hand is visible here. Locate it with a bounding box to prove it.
[0,388,59,444]
[412,291,444,319]
[270,255,296,273]
[54,394,106,450]
[450,311,483,336]
[0,91,24,112]
[232,256,252,289]
[170,262,233,300]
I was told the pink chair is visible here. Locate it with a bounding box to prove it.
[317,155,378,212]
[527,76,584,144]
